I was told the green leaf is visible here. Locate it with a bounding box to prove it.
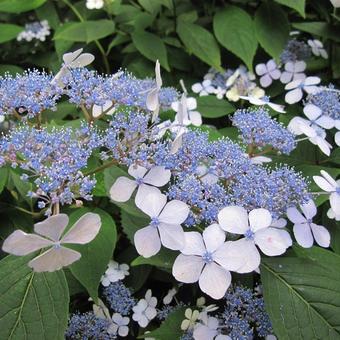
[54,20,115,43]
[261,255,340,339]
[139,307,186,339]
[293,246,340,271]
[196,95,235,118]
[0,0,46,13]
[213,6,257,71]
[0,167,8,194]
[177,21,221,70]
[292,22,340,42]
[131,31,169,71]
[0,24,23,43]
[274,0,305,18]
[131,248,177,269]
[254,2,290,61]
[104,166,148,217]
[68,207,117,301]
[0,64,23,76]
[10,170,34,209]
[0,255,69,340]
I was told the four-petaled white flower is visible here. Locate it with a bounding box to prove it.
[313,170,340,215]
[288,117,332,156]
[302,104,334,130]
[255,60,281,88]
[86,0,104,9]
[217,207,292,273]
[172,224,232,299]
[193,316,231,340]
[285,76,321,104]
[132,290,157,328]
[308,39,328,59]
[52,48,94,86]
[109,164,170,205]
[171,96,202,127]
[101,260,130,287]
[146,60,162,122]
[163,287,177,304]
[214,86,226,100]
[239,95,285,113]
[192,80,215,96]
[135,191,189,257]
[330,0,340,8]
[280,61,306,84]
[170,94,188,154]
[92,100,115,118]
[287,200,330,248]
[108,313,130,337]
[335,131,340,146]
[181,308,200,331]
[2,213,101,272]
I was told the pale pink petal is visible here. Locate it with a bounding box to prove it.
[304,76,321,86]
[2,230,53,256]
[143,166,171,187]
[268,102,285,113]
[255,63,267,76]
[63,48,83,64]
[128,164,148,179]
[303,104,321,121]
[202,224,226,253]
[287,206,306,224]
[269,69,281,80]
[255,228,292,256]
[34,214,69,241]
[313,175,335,192]
[336,132,340,146]
[300,200,317,219]
[285,88,303,104]
[293,223,314,248]
[136,191,167,218]
[192,83,203,93]
[330,192,340,215]
[181,232,205,256]
[135,184,161,209]
[198,263,231,299]
[310,223,330,247]
[285,79,302,90]
[159,200,189,224]
[320,170,338,187]
[134,226,161,258]
[110,177,137,202]
[28,246,81,272]
[249,208,272,232]
[294,61,307,72]
[69,54,95,68]
[260,74,272,88]
[213,239,251,272]
[158,223,185,250]
[315,137,331,156]
[189,111,202,126]
[61,213,101,244]
[315,116,335,129]
[218,206,249,234]
[172,254,204,283]
[186,97,197,110]
[271,218,287,228]
[284,62,294,72]
[267,59,277,71]
[146,88,159,111]
[280,71,293,84]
